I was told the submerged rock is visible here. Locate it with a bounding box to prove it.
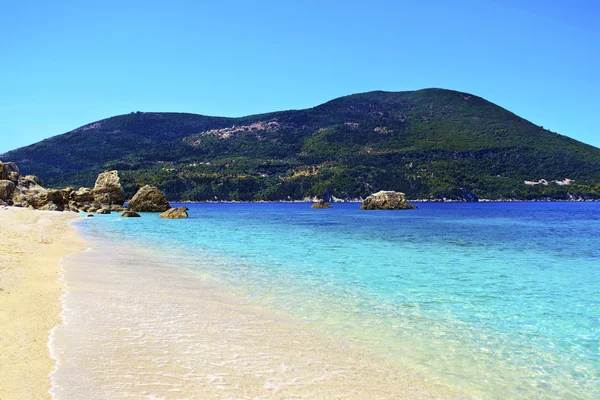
[121,211,141,218]
[128,185,170,212]
[86,214,94,217]
[92,170,125,206]
[159,206,189,219]
[360,191,417,210]
[311,200,332,209]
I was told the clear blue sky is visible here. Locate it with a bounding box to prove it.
[1,0,598,153]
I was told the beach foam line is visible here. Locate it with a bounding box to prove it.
[48,225,462,399]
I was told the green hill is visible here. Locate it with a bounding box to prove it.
[3,88,600,201]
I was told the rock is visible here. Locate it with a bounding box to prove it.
[92,171,125,206]
[159,206,189,219]
[0,180,15,201]
[22,175,43,186]
[121,211,141,218]
[96,208,111,214]
[109,204,127,212]
[12,179,67,211]
[461,187,479,202]
[0,161,20,183]
[86,214,94,217]
[311,200,332,209]
[360,191,418,210]
[71,187,94,203]
[128,185,170,212]
[16,175,40,189]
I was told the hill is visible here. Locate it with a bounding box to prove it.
[3,89,600,201]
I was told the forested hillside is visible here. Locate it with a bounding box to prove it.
[3,89,600,201]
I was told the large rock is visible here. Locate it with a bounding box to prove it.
[0,180,15,201]
[460,187,479,202]
[159,206,189,219]
[92,171,125,206]
[71,187,94,203]
[12,184,66,211]
[0,161,20,183]
[360,191,418,210]
[128,185,170,212]
[122,211,141,218]
[311,200,332,209]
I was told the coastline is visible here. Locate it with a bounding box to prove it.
[176,198,600,204]
[49,214,463,399]
[0,207,82,400]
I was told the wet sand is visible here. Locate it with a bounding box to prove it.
[50,229,462,399]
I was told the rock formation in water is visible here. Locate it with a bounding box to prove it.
[121,211,141,217]
[360,191,418,210]
[128,185,170,212]
[311,200,332,209]
[159,206,189,219]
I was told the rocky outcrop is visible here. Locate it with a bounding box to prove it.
[92,170,125,206]
[121,211,141,218]
[128,185,170,212]
[12,182,67,211]
[311,200,332,209]
[96,208,111,214]
[0,162,128,212]
[460,187,479,202]
[159,206,189,219]
[0,180,15,201]
[72,187,94,203]
[360,191,418,210]
[0,161,20,183]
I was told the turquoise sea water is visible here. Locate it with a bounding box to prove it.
[78,202,600,398]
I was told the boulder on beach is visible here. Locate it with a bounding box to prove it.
[11,177,67,211]
[311,200,332,209]
[0,161,20,183]
[159,206,189,219]
[96,208,111,214]
[127,185,170,212]
[360,191,418,210]
[121,211,141,218]
[0,180,15,201]
[92,170,125,206]
[71,187,94,203]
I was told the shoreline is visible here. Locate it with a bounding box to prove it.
[49,213,464,399]
[174,198,600,204]
[0,207,82,400]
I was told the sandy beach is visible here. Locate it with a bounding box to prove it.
[0,207,82,400]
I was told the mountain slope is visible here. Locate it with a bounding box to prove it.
[3,89,600,200]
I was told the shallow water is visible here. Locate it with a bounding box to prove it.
[52,202,600,399]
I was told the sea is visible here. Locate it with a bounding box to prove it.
[49,202,600,399]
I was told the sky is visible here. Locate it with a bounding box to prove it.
[1,0,599,153]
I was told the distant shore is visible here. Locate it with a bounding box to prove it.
[0,207,82,399]
[173,198,600,204]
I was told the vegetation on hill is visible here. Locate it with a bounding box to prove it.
[3,89,600,201]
